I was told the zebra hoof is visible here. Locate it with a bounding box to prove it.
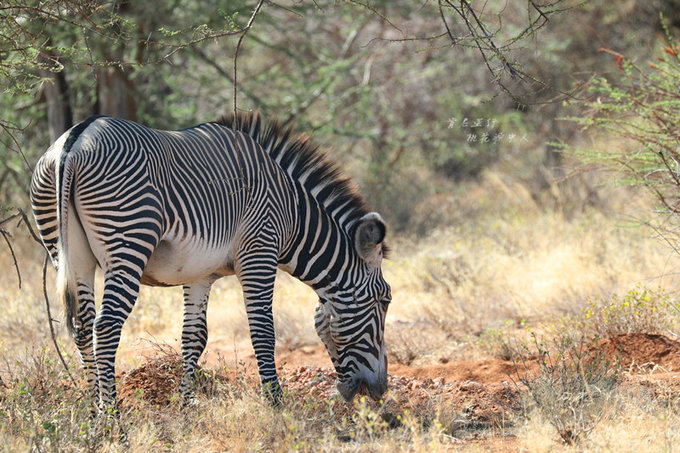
[262,382,283,407]
[180,393,200,409]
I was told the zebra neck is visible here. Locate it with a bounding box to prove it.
[280,186,352,289]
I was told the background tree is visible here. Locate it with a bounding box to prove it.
[1,0,675,232]
[561,25,680,249]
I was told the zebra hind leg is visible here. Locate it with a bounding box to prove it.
[61,214,99,413]
[72,281,98,414]
[179,278,214,406]
[94,270,145,415]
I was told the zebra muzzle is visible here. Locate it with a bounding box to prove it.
[336,372,387,402]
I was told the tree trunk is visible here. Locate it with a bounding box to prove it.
[38,54,73,141]
[96,67,137,121]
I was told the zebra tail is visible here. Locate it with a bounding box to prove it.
[56,153,78,335]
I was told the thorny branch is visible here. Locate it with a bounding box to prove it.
[1,1,256,69]
[436,0,574,103]
[0,120,34,173]
[229,0,266,199]
[191,47,268,109]
[233,0,266,119]
[356,0,579,104]
[0,229,21,289]
[0,209,41,288]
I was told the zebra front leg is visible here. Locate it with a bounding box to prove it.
[179,279,214,405]
[236,248,282,405]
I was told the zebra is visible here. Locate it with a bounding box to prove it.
[30,111,391,412]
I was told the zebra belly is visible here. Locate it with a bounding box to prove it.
[141,239,234,286]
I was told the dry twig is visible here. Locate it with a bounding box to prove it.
[233,0,266,119]
[0,208,76,387]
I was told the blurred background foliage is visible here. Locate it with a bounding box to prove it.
[1,0,679,234]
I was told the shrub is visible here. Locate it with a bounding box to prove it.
[569,287,677,338]
[477,320,527,361]
[0,347,114,451]
[512,333,619,445]
[562,25,680,244]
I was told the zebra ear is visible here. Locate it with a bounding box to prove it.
[354,212,386,267]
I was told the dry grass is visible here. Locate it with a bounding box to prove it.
[517,384,680,452]
[384,171,680,364]
[2,169,680,450]
[0,348,459,452]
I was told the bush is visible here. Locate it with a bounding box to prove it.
[477,320,527,361]
[568,287,678,338]
[513,333,619,445]
[562,26,680,243]
[0,347,113,451]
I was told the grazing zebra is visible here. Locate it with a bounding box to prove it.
[30,112,391,412]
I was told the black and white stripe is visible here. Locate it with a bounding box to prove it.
[30,111,390,411]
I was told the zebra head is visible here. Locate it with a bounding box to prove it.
[315,212,391,401]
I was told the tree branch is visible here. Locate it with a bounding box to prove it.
[233,0,266,118]
[0,208,75,386]
[43,253,77,388]
[191,47,268,109]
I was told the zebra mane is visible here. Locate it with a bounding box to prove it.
[217,110,370,232]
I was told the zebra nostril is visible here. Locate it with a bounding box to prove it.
[358,379,370,396]
[367,380,387,400]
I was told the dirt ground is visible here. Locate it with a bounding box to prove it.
[116,333,680,450]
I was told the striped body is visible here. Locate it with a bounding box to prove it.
[30,113,390,410]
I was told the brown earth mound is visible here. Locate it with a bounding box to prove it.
[592,333,680,372]
[117,353,183,409]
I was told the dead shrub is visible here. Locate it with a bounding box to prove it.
[512,333,619,445]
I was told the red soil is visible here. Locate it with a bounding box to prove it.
[116,332,680,443]
[118,351,183,409]
[592,333,680,372]
[390,358,524,384]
